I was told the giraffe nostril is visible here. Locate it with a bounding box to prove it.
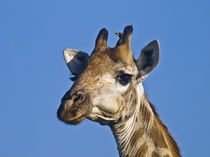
[73,92,85,104]
[73,94,81,103]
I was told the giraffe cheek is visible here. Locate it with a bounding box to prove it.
[92,94,122,115]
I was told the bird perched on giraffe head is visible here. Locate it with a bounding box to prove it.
[115,32,123,46]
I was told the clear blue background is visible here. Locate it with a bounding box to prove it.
[1,0,210,156]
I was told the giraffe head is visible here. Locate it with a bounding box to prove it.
[57,26,160,125]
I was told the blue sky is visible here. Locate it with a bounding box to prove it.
[1,0,210,156]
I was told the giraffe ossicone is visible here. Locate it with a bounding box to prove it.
[57,25,181,157]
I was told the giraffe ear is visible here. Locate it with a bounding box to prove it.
[136,40,160,78]
[63,49,89,78]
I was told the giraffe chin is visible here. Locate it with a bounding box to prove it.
[64,115,86,125]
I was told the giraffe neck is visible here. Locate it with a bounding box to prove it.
[110,85,181,157]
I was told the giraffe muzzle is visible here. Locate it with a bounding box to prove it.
[57,91,92,125]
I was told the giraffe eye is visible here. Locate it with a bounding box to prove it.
[116,73,133,86]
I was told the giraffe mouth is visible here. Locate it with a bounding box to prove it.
[87,114,116,125]
[87,109,121,125]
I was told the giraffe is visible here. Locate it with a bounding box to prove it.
[57,26,181,157]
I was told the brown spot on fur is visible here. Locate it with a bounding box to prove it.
[152,151,161,157]
[164,155,170,157]
[154,116,181,156]
[140,102,151,129]
[136,142,148,157]
[135,116,138,122]
[130,127,144,147]
[149,119,168,148]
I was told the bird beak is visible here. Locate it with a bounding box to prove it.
[115,32,120,36]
